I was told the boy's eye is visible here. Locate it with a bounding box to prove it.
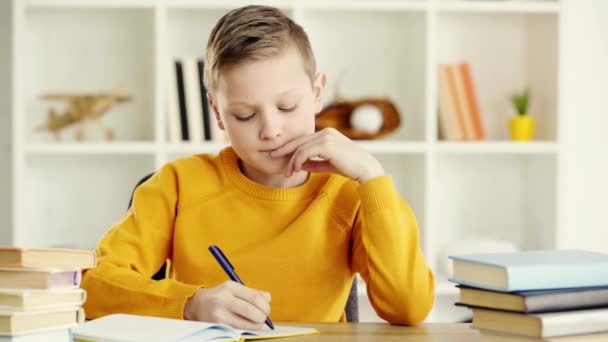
[236,113,256,121]
[279,105,297,112]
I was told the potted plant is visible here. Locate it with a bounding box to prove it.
[509,89,534,141]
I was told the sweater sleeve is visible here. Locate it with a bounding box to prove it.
[350,175,435,325]
[81,163,201,320]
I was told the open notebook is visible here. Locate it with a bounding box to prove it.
[71,314,319,342]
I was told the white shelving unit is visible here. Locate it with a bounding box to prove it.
[9,0,563,322]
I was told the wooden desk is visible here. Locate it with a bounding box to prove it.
[281,322,481,341]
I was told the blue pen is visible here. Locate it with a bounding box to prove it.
[208,245,275,330]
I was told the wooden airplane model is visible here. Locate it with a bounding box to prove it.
[37,86,132,141]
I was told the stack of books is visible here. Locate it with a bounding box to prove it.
[449,250,608,341]
[0,247,96,342]
[438,62,486,141]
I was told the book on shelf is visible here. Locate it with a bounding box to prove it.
[460,63,486,140]
[472,307,608,338]
[0,288,86,310]
[449,250,608,292]
[0,248,95,270]
[0,268,81,290]
[168,57,227,144]
[437,62,485,141]
[174,60,190,142]
[166,60,183,143]
[0,306,84,335]
[182,56,205,143]
[457,285,608,313]
[438,64,463,140]
[197,59,212,143]
[71,313,319,342]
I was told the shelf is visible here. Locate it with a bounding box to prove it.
[24,7,155,142]
[24,141,560,156]
[433,141,559,154]
[358,141,427,154]
[167,0,295,10]
[437,0,560,14]
[303,9,427,141]
[164,142,230,155]
[166,141,427,155]
[21,155,155,248]
[24,0,156,9]
[299,0,426,11]
[25,142,158,155]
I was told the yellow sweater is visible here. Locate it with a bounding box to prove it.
[81,147,435,325]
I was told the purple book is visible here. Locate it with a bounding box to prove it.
[0,268,81,289]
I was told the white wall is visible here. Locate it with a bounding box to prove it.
[0,0,12,245]
[559,0,608,252]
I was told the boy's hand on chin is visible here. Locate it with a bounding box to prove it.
[270,128,385,183]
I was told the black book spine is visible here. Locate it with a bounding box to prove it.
[175,60,189,141]
[198,59,212,141]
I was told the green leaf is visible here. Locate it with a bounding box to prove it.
[511,89,530,115]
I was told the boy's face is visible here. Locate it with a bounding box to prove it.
[208,45,326,177]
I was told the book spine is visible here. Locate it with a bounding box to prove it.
[182,56,205,142]
[197,59,212,141]
[460,63,486,140]
[438,65,463,140]
[175,60,189,141]
[450,64,475,140]
[444,64,467,140]
[166,61,182,143]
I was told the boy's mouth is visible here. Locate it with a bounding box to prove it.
[259,148,280,153]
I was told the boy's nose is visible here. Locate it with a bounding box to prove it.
[260,118,282,140]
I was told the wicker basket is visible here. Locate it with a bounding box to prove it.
[315,98,400,140]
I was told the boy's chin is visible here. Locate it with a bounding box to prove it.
[249,158,290,177]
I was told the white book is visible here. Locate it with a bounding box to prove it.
[0,288,85,310]
[0,328,71,342]
[166,61,182,143]
[71,313,318,342]
[473,307,608,338]
[0,306,84,335]
[181,56,205,142]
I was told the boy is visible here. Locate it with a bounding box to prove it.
[81,5,434,329]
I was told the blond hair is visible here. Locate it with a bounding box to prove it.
[204,5,316,93]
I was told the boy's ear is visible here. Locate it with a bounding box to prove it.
[313,72,327,114]
[207,93,225,130]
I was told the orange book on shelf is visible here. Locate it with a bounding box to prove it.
[438,65,464,140]
[450,64,476,140]
[460,63,486,140]
[446,65,471,140]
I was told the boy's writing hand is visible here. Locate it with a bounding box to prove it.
[271,128,385,183]
[184,280,271,330]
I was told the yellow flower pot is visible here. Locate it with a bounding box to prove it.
[509,115,535,141]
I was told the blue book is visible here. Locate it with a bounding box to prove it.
[448,250,608,292]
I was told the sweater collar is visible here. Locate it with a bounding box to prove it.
[220,147,327,201]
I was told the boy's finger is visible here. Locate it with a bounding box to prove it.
[301,159,335,173]
[291,142,328,174]
[224,310,265,331]
[230,296,267,323]
[231,285,271,316]
[271,132,319,157]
